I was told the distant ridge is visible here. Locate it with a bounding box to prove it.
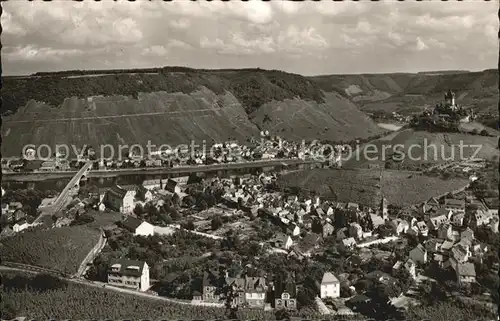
[1,66,384,157]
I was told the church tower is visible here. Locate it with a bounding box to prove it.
[380,196,388,220]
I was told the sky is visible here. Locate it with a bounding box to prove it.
[2,0,498,76]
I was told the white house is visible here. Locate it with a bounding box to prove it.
[107,259,150,292]
[320,272,340,299]
[270,233,293,250]
[144,190,153,202]
[143,179,163,190]
[121,216,154,236]
[287,224,300,237]
[409,244,428,265]
[104,185,136,213]
[404,259,417,279]
[13,219,30,232]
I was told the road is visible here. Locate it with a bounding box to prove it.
[315,296,332,315]
[4,158,325,181]
[3,108,227,124]
[0,263,223,307]
[167,224,223,240]
[357,236,399,248]
[74,229,107,278]
[33,161,92,223]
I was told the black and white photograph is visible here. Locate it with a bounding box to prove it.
[0,1,499,320]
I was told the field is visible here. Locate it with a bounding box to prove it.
[343,129,499,170]
[0,226,101,274]
[278,168,470,207]
[84,210,123,230]
[1,89,260,158]
[0,271,286,320]
[407,300,497,321]
[380,171,470,206]
[251,92,384,143]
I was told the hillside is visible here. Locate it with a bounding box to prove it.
[343,128,499,171]
[278,168,470,207]
[309,69,498,118]
[250,92,383,142]
[1,68,385,157]
[0,226,101,274]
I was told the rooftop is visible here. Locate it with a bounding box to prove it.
[108,259,147,277]
[321,272,339,284]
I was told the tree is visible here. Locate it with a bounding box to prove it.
[296,285,316,308]
[1,298,18,320]
[135,185,147,202]
[275,308,291,320]
[211,216,223,231]
[183,220,195,231]
[480,129,489,136]
[134,203,144,216]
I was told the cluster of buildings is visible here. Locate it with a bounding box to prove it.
[414,90,475,127]
[0,201,34,236]
[2,131,347,174]
[190,268,341,310]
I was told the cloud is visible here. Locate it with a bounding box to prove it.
[416,37,429,51]
[2,0,497,76]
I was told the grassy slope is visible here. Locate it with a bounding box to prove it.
[278,168,469,207]
[251,92,384,142]
[2,89,260,157]
[0,226,101,274]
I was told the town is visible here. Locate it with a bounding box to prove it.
[1,151,498,319]
[1,1,498,319]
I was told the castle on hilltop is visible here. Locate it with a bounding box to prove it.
[444,89,457,111]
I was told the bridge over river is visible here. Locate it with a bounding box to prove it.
[33,161,93,223]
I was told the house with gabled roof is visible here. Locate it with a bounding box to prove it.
[244,276,267,308]
[470,209,491,228]
[121,216,154,236]
[424,238,443,253]
[409,244,427,265]
[437,222,453,240]
[322,222,334,238]
[103,185,135,213]
[165,179,181,194]
[225,276,246,306]
[416,221,429,236]
[269,233,293,250]
[427,211,449,230]
[341,237,357,249]
[460,227,474,240]
[444,198,465,214]
[388,219,410,236]
[107,259,150,292]
[274,274,297,310]
[202,269,223,303]
[320,272,340,299]
[451,212,465,227]
[455,262,476,285]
